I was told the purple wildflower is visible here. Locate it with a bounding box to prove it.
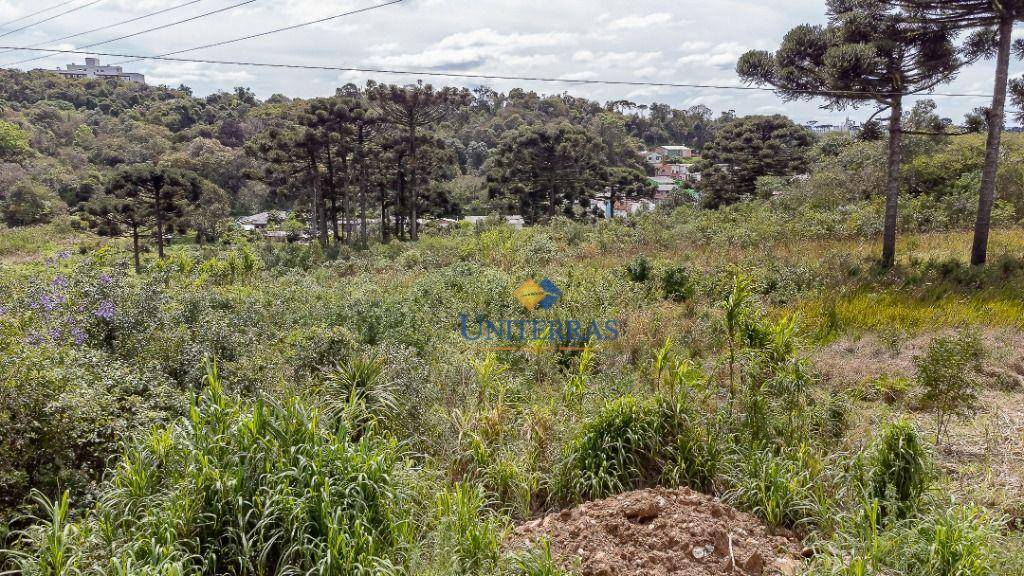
[56,250,71,260]
[70,326,87,345]
[98,273,113,285]
[49,327,63,341]
[51,276,69,289]
[26,332,43,345]
[95,300,115,321]
[36,293,64,312]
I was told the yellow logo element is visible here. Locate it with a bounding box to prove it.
[513,279,547,310]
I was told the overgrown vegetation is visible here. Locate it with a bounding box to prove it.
[2,207,1022,574]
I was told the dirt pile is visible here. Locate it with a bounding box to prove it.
[511,487,804,576]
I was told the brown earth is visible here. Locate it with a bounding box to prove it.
[510,487,804,576]
[812,330,1024,523]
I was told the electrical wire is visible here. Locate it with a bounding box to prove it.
[0,0,79,29]
[0,0,211,57]
[0,0,105,40]
[0,45,994,99]
[7,0,258,66]
[111,0,407,65]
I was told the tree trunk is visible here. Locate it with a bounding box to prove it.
[971,16,1013,266]
[358,130,369,247]
[408,114,419,241]
[380,184,389,243]
[330,194,340,243]
[326,146,340,243]
[154,189,165,259]
[131,224,140,273]
[341,154,352,243]
[309,154,328,247]
[548,179,556,220]
[881,98,903,269]
[396,168,406,240]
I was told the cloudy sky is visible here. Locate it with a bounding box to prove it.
[0,0,1018,124]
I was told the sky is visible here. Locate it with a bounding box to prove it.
[0,0,1019,125]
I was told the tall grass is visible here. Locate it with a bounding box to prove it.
[7,366,417,576]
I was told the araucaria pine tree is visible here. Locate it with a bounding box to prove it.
[883,0,1024,265]
[737,0,961,268]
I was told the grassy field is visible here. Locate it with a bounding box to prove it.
[1,211,1023,575]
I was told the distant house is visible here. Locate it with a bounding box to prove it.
[462,214,525,228]
[656,164,691,179]
[597,196,656,219]
[644,151,664,165]
[649,176,678,194]
[654,145,694,159]
[51,58,145,83]
[236,210,288,231]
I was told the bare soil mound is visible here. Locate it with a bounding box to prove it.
[511,487,804,576]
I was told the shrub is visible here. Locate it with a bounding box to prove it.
[911,505,998,576]
[323,355,395,435]
[661,266,696,302]
[555,395,660,502]
[915,332,986,444]
[625,255,651,283]
[6,367,417,576]
[869,419,930,521]
[1,180,62,227]
[555,394,723,502]
[725,447,817,528]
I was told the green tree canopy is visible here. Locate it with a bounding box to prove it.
[486,122,609,224]
[0,120,31,163]
[737,0,961,267]
[696,115,813,208]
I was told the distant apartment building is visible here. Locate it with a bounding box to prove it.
[53,58,145,84]
[653,145,694,159]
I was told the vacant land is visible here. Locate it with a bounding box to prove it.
[2,209,1023,575]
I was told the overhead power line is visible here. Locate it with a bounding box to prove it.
[0,45,994,99]
[0,0,211,57]
[0,0,79,30]
[8,0,257,66]
[0,0,105,40]
[112,0,407,65]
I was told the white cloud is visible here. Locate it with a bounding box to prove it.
[607,12,674,30]
[0,0,1008,123]
[435,29,579,50]
[677,42,749,68]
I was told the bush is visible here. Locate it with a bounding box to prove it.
[661,266,696,302]
[725,447,819,529]
[915,332,986,444]
[555,394,723,502]
[555,395,660,502]
[869,419,930,521]
[6,368,417,576]
[625,255,651,283]
[1,180,63,227]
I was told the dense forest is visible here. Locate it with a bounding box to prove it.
[0,68,733,241]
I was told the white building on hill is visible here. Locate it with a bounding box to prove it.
[52,58,145,84]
